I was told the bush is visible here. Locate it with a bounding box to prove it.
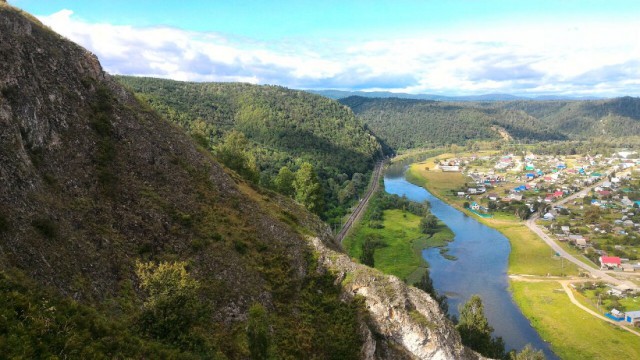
[31,217,57,239]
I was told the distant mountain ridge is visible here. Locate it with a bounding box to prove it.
[310,89,603,102]
[340,95,640,150]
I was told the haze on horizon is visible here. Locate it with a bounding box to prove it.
[12,0,640,98]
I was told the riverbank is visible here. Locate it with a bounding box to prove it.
[343,208,454,285]
[405,153,640,359]
[406,160,579,277]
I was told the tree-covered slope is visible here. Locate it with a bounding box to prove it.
[341,95,640,150]
[116,76,384,221]
[501,96,640,137]
[340,96,564,150]
[0,5,369,358]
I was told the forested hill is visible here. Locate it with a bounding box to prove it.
[340,96,564,150]
[0,4,365,358]
[117,76,384,221]
[500,96,640,137]
[340,96,640,150]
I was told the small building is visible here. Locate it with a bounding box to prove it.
[611,308,625,320]
[626,310,640,324]
[543,212,555,221]
[599,256,621,269]
[470,202,481,211]
[488,193,499,201]
[560,226,571,234]
[575,238,588,249]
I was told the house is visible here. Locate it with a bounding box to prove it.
[509,194,523,201]
[611,308,625,320]
[488,193,499,201]
[468,188,478,194]
[599,256,622,269]
[575,238,588,248]
[457,192,466,197]
[626,310,640,324]
[560,226,571,234]
[543,212,555,221]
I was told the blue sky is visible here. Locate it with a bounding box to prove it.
[11,0,640,96]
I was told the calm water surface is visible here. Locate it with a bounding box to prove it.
[384,159,557,359]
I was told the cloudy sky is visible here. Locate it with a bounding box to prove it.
[11,0,640,97]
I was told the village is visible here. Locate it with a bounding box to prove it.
[435,150,640,327]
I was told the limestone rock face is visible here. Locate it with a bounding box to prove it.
[310,237,487,360]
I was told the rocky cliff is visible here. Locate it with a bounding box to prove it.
[0,3,483,359]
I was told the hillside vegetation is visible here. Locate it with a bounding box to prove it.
[340,96,564,150]
[341,96,640,150]
[0,5,366,358]
[116,76,384,222]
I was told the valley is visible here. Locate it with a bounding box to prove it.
[3,1,640,359]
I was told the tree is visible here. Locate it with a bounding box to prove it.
[514,204,531,220]
[360,237,377,267]
[136,261,206,347]
[584,206,601,224]
[247,303,270,360]
[274,166,295,196]
[215,130,259,182]
[420,214,439,235]
[456,295,505,359]
[509,344,545,360]
[293,162,324,214]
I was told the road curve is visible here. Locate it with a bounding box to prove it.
[559,281,640,337]
[525,175,638,289]
[336,161,385,245]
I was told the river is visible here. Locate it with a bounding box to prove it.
[384,159,558,359]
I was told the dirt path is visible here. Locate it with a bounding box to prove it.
[510,275,640,337]
[558,281,640,337]
[336,161,384,244]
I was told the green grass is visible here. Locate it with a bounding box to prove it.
[512,281,640,360]
[343,209,453,284]
[407,158,579,277]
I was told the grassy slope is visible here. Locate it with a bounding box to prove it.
[513,281,640,360]
[343,209,454,285]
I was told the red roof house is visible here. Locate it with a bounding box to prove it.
[599,256,621,269]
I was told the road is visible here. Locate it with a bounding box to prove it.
[559,281,640,337]
[525,174,638,289]
[336,160,385,244]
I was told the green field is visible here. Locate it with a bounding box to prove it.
[343,209,453,284]
[406,159,579,277]
[512,281,640,360]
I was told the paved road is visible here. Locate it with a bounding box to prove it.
[336,161,385,244]
[525,174,639,289]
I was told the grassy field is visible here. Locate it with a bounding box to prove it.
[343,209,454,284]
[512,281,640,360]
[406,159,580,277]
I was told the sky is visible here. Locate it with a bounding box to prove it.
[10,0,640,97]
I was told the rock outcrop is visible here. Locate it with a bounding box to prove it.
[310,238,485,360]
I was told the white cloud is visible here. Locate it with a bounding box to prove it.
[37,10,640,96]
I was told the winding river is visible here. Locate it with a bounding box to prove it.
[385,159,558,359]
